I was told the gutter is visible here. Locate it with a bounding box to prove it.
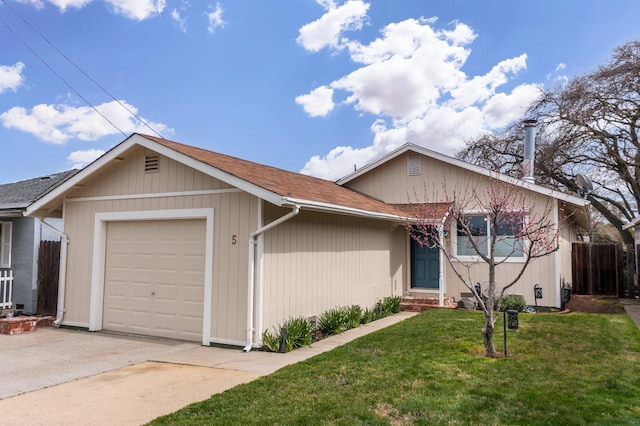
[37,219,69,326]
[243,204,300,352]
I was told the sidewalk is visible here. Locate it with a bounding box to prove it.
[620,299,640,329]
[0,311,417,425]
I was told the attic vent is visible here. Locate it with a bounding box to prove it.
[145,155,159,173]
[408,153,421,176]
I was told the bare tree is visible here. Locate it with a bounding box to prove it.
[406,177,558,358]
[459,40,640,295]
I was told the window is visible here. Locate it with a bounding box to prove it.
[0,221,12,268]
[455,214,524,260]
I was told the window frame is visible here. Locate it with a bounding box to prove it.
[0,221,12,268]
[452,211,527,263]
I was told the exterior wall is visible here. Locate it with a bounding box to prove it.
[260,205,405,334]
[345,151,563,307]
[558,211,576,292]
[7,217,37,313]
[61,145,258,344]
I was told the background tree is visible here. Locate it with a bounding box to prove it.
[459,40,640,296]
[406,178,557,358]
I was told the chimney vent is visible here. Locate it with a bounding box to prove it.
[523,119,537,183]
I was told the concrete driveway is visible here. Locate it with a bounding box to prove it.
[0,313,416,425]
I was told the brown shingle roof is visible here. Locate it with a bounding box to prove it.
[140,134,401,218]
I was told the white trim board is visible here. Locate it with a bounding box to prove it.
[88,208,215,346]
[66,188,241,203]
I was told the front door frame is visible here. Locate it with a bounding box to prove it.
[408,225,446,306]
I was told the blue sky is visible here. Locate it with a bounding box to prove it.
[0,0,638,183]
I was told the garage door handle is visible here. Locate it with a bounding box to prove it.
[151,292,155,296]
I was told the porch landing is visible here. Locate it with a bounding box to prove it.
[400,295,458,312]
[0,314,55,335]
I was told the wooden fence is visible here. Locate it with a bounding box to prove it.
[572,242,622,296]
[37,240,60,316]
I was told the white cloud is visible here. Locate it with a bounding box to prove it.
[295,86,335,117]
[106,0,165,21]
[205,3,225,34]
[0,62,25,93]
[67,149,105,169]
[297,5,540,180]
[171,8,188,32]
[0,100,173,144]
[16,0,92,10]
[297,0,369,52]
[17,0,165,19]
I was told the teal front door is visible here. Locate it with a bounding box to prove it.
[411,237,440,289]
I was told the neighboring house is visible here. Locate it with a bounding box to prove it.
[0,170,77,314]
[26,134,587,348]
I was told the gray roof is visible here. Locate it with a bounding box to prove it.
[0,170,78,212]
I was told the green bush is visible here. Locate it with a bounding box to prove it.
[361,308,375,324]
[261,316,313,352]
[501,294,526,312]
[318,307,347,336]
[380,296,401,316]
[262,329,280,352]
[345,305,362,329]
[282,316,314,351]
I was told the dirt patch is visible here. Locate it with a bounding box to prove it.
[565,295,625,314]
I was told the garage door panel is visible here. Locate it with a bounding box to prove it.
[103,219,206,342]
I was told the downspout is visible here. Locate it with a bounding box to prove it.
[37,219,69,326]
[243,204,300,352]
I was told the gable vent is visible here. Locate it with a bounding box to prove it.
[145,155,159,173]
[408,153,421,176]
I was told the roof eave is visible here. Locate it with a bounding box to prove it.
[25,134,286,217]
[282,197,405,221]
[337,143,589,207]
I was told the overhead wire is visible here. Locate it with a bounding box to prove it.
[0,0,164,139]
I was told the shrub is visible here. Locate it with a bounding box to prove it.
[282,316,314,351]
[361,308,375,325]
[261,316,313,352]
[318,307,347,336]
[380,296,401,316]
[501,294,526,312]
[345,305,362,329]
[262,329,280,352]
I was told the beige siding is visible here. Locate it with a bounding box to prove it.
[62,145,257,344]
[347,151,563,306]
[260,205,404,333]
[345,152,480,204]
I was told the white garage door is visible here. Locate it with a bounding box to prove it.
[103,219,206,342]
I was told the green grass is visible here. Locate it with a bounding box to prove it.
[149,309,640,425]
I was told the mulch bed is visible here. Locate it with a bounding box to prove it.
[564,295,626,314]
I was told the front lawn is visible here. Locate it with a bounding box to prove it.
[150,309,640,425]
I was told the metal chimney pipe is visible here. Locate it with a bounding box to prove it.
[523,119,537,183]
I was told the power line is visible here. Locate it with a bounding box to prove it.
[0,0,165,139]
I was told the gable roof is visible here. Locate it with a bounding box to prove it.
[26,134,403,221]
[0,170,77,216]
[338,143,589,207]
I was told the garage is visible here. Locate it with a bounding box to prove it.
[102,219,206,342]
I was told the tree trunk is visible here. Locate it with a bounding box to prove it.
[482,314,497,358]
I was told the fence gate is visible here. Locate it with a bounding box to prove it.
[37,240,61,316]
[572,242,622,296]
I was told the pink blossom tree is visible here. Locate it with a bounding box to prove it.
[405,177,559,358]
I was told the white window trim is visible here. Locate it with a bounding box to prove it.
[88,208,214,346]
[0,221,12,268]
[451,212,528,264]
